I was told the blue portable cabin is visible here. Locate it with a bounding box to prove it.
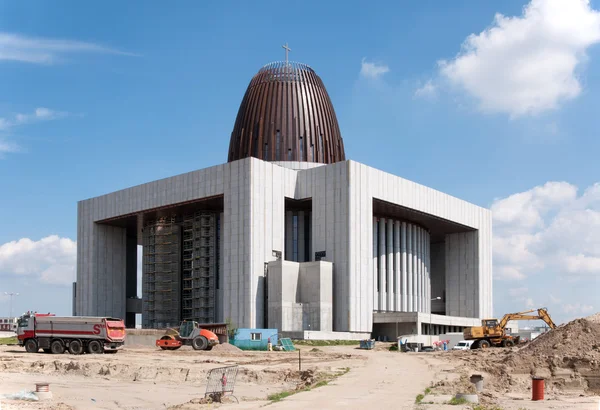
[230,328,278,351]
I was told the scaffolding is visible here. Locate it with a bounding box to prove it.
[142,210,218,328]
[142,216,181,329]
[182,212,217,323]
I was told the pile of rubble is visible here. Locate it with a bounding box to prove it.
[438,312,600,396]
[504,313,600,378]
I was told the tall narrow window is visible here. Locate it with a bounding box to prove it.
[304,212,310,261]
[311,144,314,162]
[276,131,281,161]
[385,223,389,293]
[216,214,220,290]
[299,137,304,161]
[264,143,269,161]
[288,148,292,161]
[292,214,298,261]
[375,221,380,293]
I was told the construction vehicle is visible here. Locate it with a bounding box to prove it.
[464,307,557,349]
[16,312,126,354]
[156,320,222,351]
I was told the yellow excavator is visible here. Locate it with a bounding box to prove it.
[464,307,557,349]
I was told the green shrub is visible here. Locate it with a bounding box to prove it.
[0,337,17,345]
[448,396,468,405]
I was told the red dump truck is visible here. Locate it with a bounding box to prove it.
[16,312,126,354]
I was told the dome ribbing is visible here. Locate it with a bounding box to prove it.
[228,61,345,164]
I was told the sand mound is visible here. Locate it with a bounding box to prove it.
[211,343,242,352]
[438,313,600,397]
[584,312,600,324]
[506,316,600,372]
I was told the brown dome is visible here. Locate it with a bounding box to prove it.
[228,61,345,164]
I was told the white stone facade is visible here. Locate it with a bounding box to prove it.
[75,157,492,334]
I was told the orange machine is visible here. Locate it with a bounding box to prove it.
[464,308,557,349]
[156,320,220,351]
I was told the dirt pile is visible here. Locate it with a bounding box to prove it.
[505,316,600,376]
[211,342,242,352]
[295,369,316,390]
[438,313,600,397]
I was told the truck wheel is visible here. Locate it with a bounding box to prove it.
[192,336,208,351]
[25,339,38,353]
[503,340,514,348]
[479,340,490,349]
[68,340,83,355]
[50,340,65,354]
[87,340,103,354]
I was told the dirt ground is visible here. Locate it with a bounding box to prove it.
[417,312,600,409]
[1,330,600,410]
[0,342,432,410]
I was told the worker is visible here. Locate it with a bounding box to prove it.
[267,337,272,351]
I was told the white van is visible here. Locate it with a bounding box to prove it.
[452,340,474,350]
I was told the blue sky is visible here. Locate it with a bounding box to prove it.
[1,0,599,326]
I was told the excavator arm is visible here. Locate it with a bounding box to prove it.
[498,308,557,329]
[537,308,557,329]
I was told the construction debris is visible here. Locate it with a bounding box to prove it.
[434,312,600,402]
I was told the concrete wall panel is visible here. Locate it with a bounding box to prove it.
[347,161,492,322]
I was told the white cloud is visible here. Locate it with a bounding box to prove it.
[506,288,536,308]
[414,80,437,99]
[0,236,76,285]
[438,0,600,117]
[493,181,600,281]
[0,107,67,158]
[549,294,561,304]
[582,305,595,313]
[360,58,390,79]
[0,140,19,156]
[492,181,577,231]
[564,254,600,273]
[0,107,67,131]
[563,303,594,314]
[0,32,138,64]
[508,287,528,297]
[13,107,67,126]
[496,266,526,281]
